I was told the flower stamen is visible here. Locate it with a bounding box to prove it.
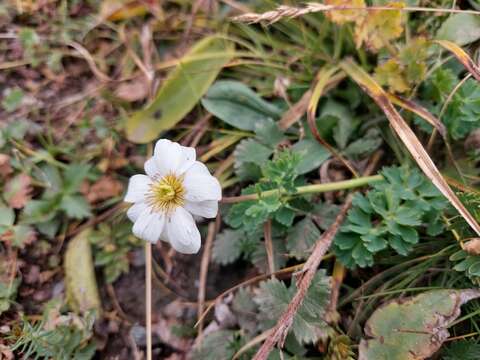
[146,174,185,213]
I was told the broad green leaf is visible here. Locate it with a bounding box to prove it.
[292,139,330,174]
[60,195,91,219]
[65,229,101,314]
[320,100,357,149]
[436,14,480,46]
[359,289,480,360]
[126,36,234,143]
[201,80,282,130]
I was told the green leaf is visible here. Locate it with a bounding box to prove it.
[255,271,331,344]
[0,278,20,315]
[192,330,236,360]
[212,229,243,265]
[286,217,320,260]
[65,229,101,314]
[359,289,480,360]
[2,87,24,112]
[254,118,285,147]
[320,100,357,149]
[22,198,60,224]
[234,138,273,167]
[63,163,90,194]
[60,195,91,219]
[443,339,480,360]
[0,202,14,227]
[292,139,330,175]
[436,13,480,46]
[202,80,282,130]
[126,36,234,143]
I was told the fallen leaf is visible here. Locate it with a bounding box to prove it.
[114,77,149,102]
[4,173,32,209]
[65,229,102,314]
[324,0,365,24]
[374,59,409,94]
[0,154,12,177]
[463,238,480,255]
[354,2,404,52]
[126,36,234,143]
[359,289,480,360]
[82,175,123,203]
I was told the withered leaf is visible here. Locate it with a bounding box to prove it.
[359,289,480,360]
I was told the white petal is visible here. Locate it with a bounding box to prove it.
[127,202,148,222]
[144,157,161,178]
[153,139,196,176]
[183,162,221,202]
[124,175,151,203]
[184,200,218,219]
[165,207,201,254]
[132,208,165,243]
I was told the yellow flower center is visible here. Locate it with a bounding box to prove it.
[146,174,185,213]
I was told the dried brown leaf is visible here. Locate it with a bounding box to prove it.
[83,175,123,203]
[4,174,32,209]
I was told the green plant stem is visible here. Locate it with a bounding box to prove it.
[221,174,384,203]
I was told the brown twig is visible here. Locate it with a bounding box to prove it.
[251,150,382,360]
[263,220,275,275]
[196,218,220,342]
[252,196,353,360]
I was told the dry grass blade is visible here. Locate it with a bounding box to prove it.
[340,58,480,236]
[252,196,353,360]
[387,93,447,138]
[435,40,480,82]
[307,67,358,177]
[233,3,480,24]
[278,89,312,130]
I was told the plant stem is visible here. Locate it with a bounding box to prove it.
[221,174,384,203]
[145,242,152,360]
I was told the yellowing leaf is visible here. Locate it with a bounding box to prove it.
[374,59,409,93]
[354,2,404,52]
[324,0,365,24]
[65,229,101,314]
[126,36,234,143]
[359,289,480,360]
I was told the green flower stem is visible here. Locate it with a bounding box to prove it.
[221,174,384,203]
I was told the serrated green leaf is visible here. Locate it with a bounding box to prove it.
[254,271,331,345]
[127,36,234,143]
[286,217,320,260]
[212,229,243,265]
[60,195,91,219]
[2,88,24,112]
[63,163,90,194]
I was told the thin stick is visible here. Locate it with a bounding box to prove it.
[145,242,153,360]
[196,220,219,342]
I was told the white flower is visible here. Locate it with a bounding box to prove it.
[124,139,221,254]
